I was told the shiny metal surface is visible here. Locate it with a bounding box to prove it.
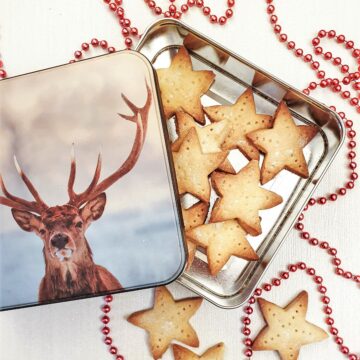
[137,19,345,308]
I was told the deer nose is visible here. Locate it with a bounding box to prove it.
[51,234,69,249]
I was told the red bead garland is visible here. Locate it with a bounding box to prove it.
[242,263,359,360]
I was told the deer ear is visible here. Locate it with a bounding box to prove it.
[81,193,107,225]
[11,209,41,233]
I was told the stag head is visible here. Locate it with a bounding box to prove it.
[1,85,152,264]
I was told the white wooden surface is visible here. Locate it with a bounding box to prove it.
[0,1,359,359]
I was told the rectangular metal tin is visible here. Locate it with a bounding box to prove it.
[136,19,345,308]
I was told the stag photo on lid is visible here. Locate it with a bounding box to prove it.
[0,51,186,310]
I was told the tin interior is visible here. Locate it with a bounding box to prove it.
[137,20,345,308]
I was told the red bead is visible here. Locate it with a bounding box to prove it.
[303,89,310,95]
[320,241,329,249]
[254,288,262,296]
[288,265,297,272]
[102,315,110,324]
[312,37,320,46]
[330,327,338,335]
[196,0,204,7]
[244,338,252,347]
[245,306,253,314]
[349,141,356,149]
[295,222,304,230]
[346,41,354,49]
[336,267,344,275]
[350,161,357,170]
[308,197,316,205]
[122,28,129,36]
[350,98,359,106]
[91,38,99,46]
[354,275,360,283]
[315,46,324,55]
[187,0,195,6]
[319,285,327,294]
[324,306,332,314]
[82,43,90,51]
[116,356,124,360]
[336,337,344,345]
[102,304,111,313]
[333,257,341,266]
[163,11,171,18]
[326,317,334,325]
[329,194,337,201]
[351,172,358,180]
[117,8,124,18]
[338,188,347,195]
[125,37,132,47]
[242,327,251,336]
[328,30,336,38]
[169,4,176,12]
[307,268,316,275]
[203,6,211,15]
[110,346,117,355]
[272,278,281,286]
[301,232,310,239]
[225,9,233,18]
[341,65,350,73]
[249,296,256,304]
[314,276,323,284]
[318,30,326,38]
[104,336,112,345]
[74,51,82,59]
[102,326,110,335]
[337,35,345,43]
[263,283,272,291]
[310,238,319,246]
[0,60,3,68]
[348,355,357,360]
[343,76,351,85]
[274,25,281,34]
[154,6,162,14]
[100,40,108,49]
[108,47,116,53]
[181,4,188,12]
[109,3,117,11]
[280,271,289,279]
[322,296,330,304]
[341,346,350,355]
[131,27,138,36]
[279,34,288,42]
[348,130,356,138]
[227,0,235,6]
[123,18,131,27]
[243,317,251,325]
[344,271,352,279]
[288,41,295,50]
[311,61,320,69]
[148,0,156,8]
[298,213,304,221]
[297,262,306,270]
[318,197,327,204]
[219,16,227,25]
[328,248,337,256]
[244,349,253,357]
[317,70,325,79]
[210,15,218,23]
[267,5,275,14]
[304,54,312,62]
[270,15,278,24]
[0,69,7,78]
[324,52,332,60]
[295,49,304,57]
[174,11,182,19]
[103,0,111,3]
[342,91,351,98]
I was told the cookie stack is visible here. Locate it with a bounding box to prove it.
[157,46,318,276]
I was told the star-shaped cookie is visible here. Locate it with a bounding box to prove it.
[172,112,235,174]
[253,291,328,360]
[210,160,283,236]
[182,202,209,270]
[173,343,225,360]
[204,88,273,159]
[127,286,203,359]
[157,46,215,124]
[247,101,318,184]
[173,128,228,202]
[187,220,259,275]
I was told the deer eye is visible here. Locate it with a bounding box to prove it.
[75,221,83,229]
[39,229,46,236]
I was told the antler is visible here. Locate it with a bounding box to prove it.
[67,82,152,207]
[0,156,48,214]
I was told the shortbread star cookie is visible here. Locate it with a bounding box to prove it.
[247,101,318,184]
[172,112,235,174]
[204,88,273,159]
[127,286,203,360]
[173,343,225,360]
[253,291,328,360]
[187,220,258,275]
[210,160,283,236]
[173,128,228,202]
[157,46,215,124]
[182,202,209,270]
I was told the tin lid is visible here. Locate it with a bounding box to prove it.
[0,51,186,310]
